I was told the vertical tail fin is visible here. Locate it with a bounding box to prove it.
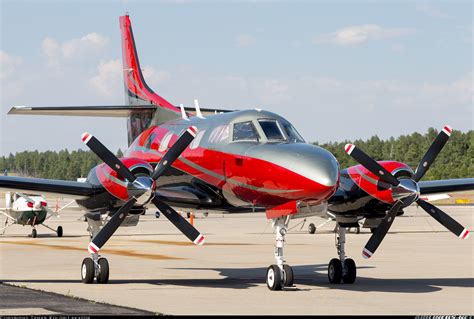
[119,15,181,144]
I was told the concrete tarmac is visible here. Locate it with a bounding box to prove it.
[0,204,472,315]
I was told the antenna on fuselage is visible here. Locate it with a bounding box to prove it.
[194,99,205,119]
[180,104,189,120]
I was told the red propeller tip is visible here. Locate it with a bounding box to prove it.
[362,248,373,259]
[187,126,198,137]
[193,234,205,246]
[442,125,452,136]
[459,229,469,240]
[88,242,100,254]
[345,143,355,155]
[81,132,92,143]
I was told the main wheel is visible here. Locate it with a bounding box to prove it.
[96,258,109,284]
[266,265,283,291]
[283,264,294,287]
[31,229,37,238]
[342,258,357,284]
[328,258,342,284]
[308,223,316,234]
[81,258,95,284]
[57,226,63,237]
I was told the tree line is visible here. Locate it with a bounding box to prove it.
[0,128,472,181]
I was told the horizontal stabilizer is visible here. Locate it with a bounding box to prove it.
[9,105,235,118]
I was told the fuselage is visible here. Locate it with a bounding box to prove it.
[119,109,340,209]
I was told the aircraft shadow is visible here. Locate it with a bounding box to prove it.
[3,264,472,293]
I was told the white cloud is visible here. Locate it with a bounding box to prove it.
[89,59,122,97]
[41,33,109,67]
[313,24,415,45]
[235,34,256,47]
[0,51,22,81]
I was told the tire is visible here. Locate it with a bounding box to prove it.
[81,258,95,284]
[342,258,357,284]
[328,258,342,284]
[57,226,63,237]
[96,258,109,284]
[308,223,316,234]
[283,264,294,287]
[31,229,37,238]
[266,265,283,291]
[186,212,191,219]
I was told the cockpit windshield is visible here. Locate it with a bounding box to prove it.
[258,119,285,142]
[233,121,260,142]
[282,122,305,143]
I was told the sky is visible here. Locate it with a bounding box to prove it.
[0,0,472,156]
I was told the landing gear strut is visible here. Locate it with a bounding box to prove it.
[266,216,294,291]
[81,216,109,284]
[328,224,357,284]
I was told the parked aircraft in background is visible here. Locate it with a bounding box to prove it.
[0,192,66,237]
[1,15,472,290]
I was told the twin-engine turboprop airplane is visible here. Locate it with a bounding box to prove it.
[1,15,473,289]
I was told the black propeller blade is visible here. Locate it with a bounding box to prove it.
[362,201,403,259]
[151,126,197,181]
[88,197,137,254]
[82,133,136,183]
[417,199,469,240]
[345,143,400,186]
[413,125,452,182]
[151,196,205,245]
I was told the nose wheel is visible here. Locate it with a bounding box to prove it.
[266,264,294,291]
[81,255,109,284]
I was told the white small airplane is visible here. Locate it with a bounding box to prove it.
[0,192,70,238]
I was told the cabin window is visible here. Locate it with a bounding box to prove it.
[258,119,285,142]
[190,130,206,149]
[233,121,260,142]
[282,123,305,143]
[159,132,173,152]
[209,125,229,143]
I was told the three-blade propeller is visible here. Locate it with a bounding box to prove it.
[82,126,204,254]
[345,125,469,259]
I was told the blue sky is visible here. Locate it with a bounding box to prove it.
[1,0,472,155]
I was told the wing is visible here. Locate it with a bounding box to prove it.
[0,176,95,199]
[419,178,474,195]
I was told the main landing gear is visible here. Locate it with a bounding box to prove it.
[81,255,109,284]
[266,216,294,291]
[81,215,109,284]
[327,224,356,284]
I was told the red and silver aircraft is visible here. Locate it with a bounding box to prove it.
[2,15,473,290]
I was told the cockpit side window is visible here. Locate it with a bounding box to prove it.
[233,121,260,142]
[282,122,305,143]
[258,119,286,142]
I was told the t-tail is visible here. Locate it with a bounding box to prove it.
[119,14,181,144]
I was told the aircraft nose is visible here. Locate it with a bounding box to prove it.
[247,143,340,188]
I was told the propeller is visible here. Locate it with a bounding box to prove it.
[82,126,204,254]
[345,125,469,259]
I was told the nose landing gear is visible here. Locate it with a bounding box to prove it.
[266,216,294,291]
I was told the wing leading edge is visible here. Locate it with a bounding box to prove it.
[419,178,474,195]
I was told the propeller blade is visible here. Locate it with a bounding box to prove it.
[151,196,204,245]
[345,144,399,186]
[416,199,469,239]
[82,132,136,183]
[88,198,137,254]
[151,126,197,181]
[362,201,404,259]
[413,125,452,182]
